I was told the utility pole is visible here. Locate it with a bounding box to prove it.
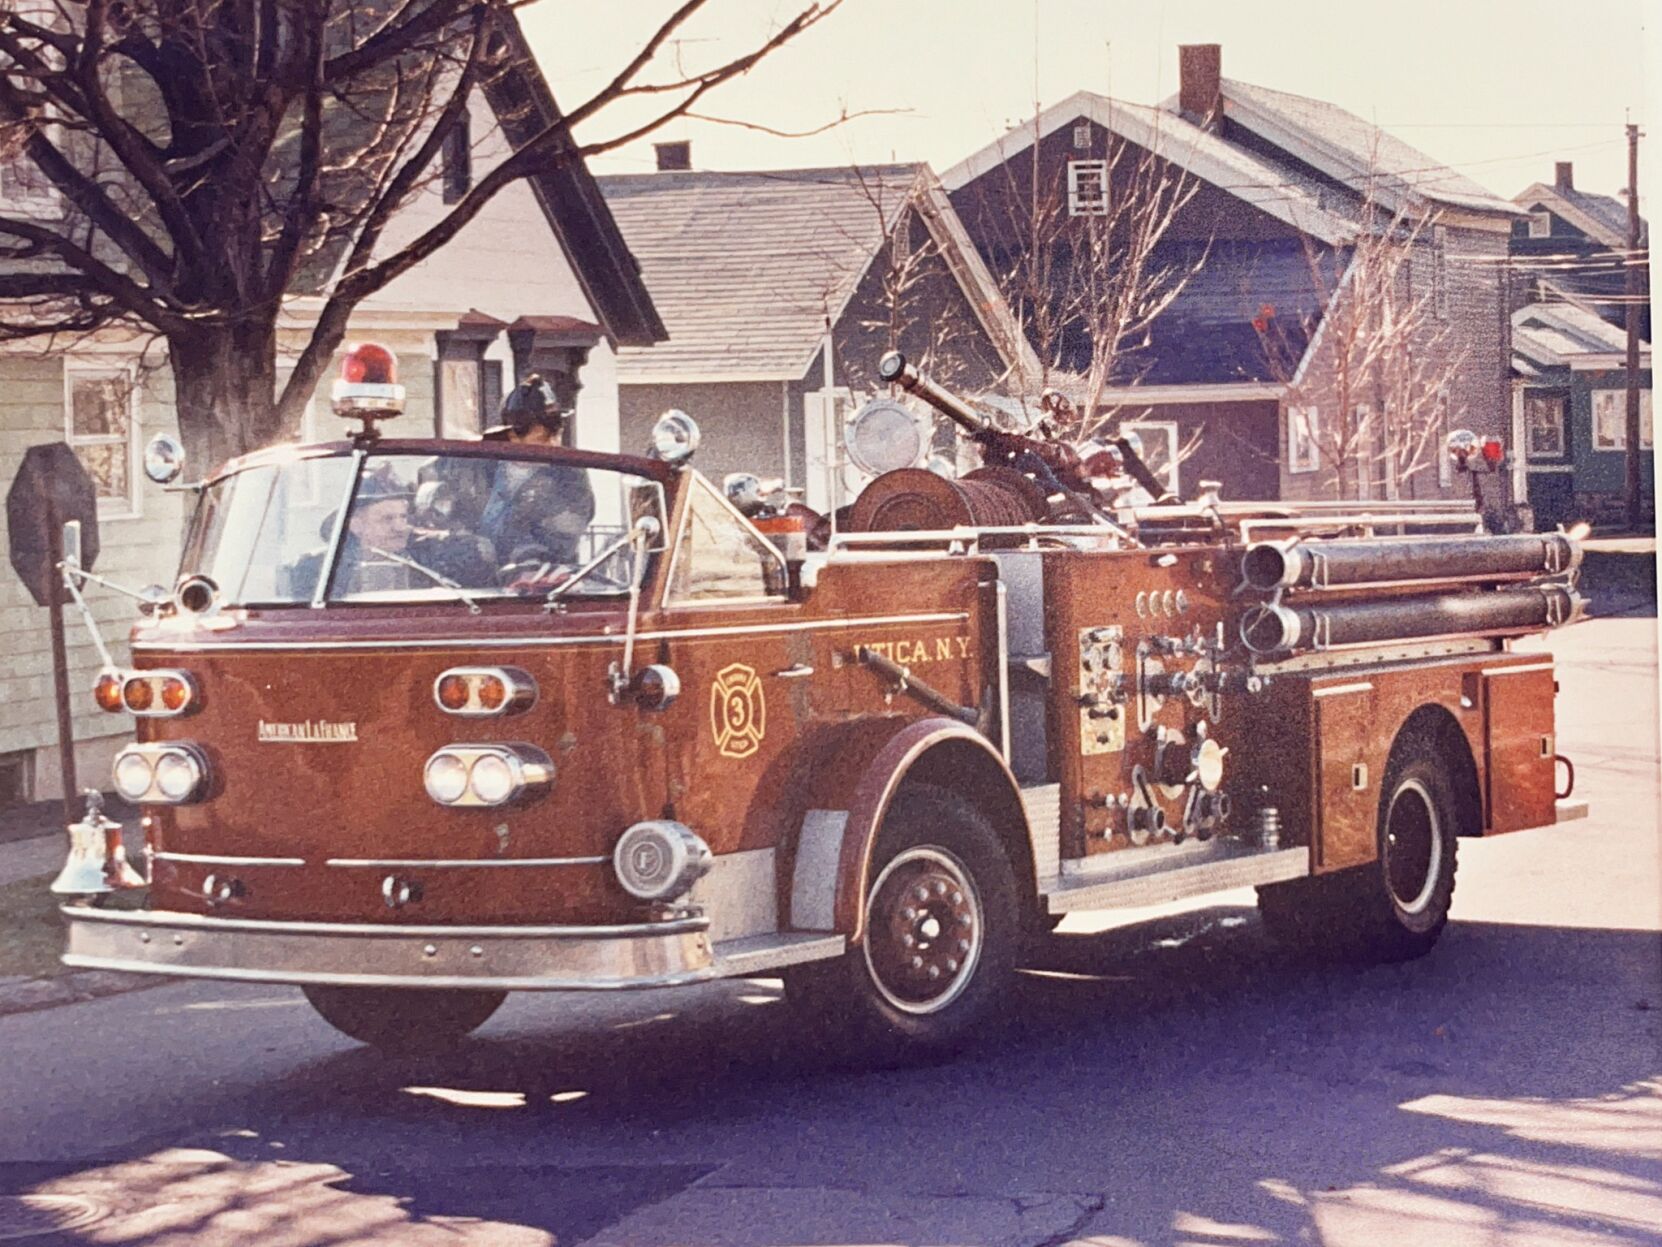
[1624,122,1645,530]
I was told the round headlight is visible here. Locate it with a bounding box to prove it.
[613,820,712,901]
[649,410,700,463]
[154,750,201,800]
[468,753,516,805]
[424,752,469,804]
[113,751,154,801]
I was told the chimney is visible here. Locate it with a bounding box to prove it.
[1179,44,1222,126]
[1554,161,1574,191]
[655,141,691,172]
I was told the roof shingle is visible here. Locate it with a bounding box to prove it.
[598,165,923,382]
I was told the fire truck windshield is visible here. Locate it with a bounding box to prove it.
[177,450,663,606]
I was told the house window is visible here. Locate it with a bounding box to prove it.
[1436,386,1454,487]
[891,215,912,265]
[0,1,63,215]
[65,362,140,518]
[438,357,483,438]
[1287,405,1320,474]
[1528,210,1552,240]
[441,107,472,204]
[1072,123,1092,150]
[1120,420,1179,499]
[1592,389,1653,451]
[1523,392,1566,458]
[1067,160,1109,216]
[1431,224,1449,320]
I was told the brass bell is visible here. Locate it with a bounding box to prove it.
[50,790,146,896]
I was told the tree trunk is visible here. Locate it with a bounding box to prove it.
[168,322,284,472]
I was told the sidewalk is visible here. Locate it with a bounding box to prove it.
[0,792,159,1019]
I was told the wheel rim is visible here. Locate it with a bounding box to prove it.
[862,847,983,1016]
[1384,778,1443,915]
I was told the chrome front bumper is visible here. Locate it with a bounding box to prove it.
[60,907,845,990]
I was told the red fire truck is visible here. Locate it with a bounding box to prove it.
[51,345,1586,1057]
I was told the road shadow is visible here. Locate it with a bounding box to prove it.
[5,908,1659,1244]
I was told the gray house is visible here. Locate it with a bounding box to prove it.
[599,160,1038,513]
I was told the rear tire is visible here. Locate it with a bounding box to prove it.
[1356,746,1460,962]
[1256,738,1459,964]
[302,986,506,1053]
[787,784,1019,1061]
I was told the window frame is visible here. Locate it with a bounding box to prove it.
[661,472,789,608]
[440,105,472,205]
[1592,388,1653,451]
[1287,404,1320,475]
[1066,159,1109,217]
[1527,210,1552,240]
[0,0,66,217]
[1119,419,1180,495]
[63,358,142,520]
[1071,123,1092,151]
[1431,224,1450,320]
[1523,390,1568,459]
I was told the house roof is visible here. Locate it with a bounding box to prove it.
[1513,181,1645,250]
[598,164,1038,383]
[1513,300,1649,372]
[1218,80,1521,218]
[940,92,1357,245]
[486,15,665,348]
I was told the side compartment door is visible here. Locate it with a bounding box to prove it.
[1312,682,1377,872]
[1483,664,1557,834]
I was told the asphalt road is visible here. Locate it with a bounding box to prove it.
[1,611,1657,1247]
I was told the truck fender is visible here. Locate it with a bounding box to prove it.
[786,716,1031,945]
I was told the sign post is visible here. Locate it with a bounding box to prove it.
[6,443,101,822]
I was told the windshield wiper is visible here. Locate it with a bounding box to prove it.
[367,546,483,614]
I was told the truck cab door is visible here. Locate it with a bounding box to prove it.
[646,475,801,855]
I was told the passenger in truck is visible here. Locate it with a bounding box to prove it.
[479,374,595,568]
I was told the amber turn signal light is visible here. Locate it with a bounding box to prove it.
[94,671,125,713]
[431,666,535,716]
[123,679,154,712]
[437,674,470,711]
[160,676,191,712]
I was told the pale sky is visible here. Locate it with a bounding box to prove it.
[523,0,1653,205]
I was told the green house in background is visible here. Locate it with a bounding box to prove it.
[1512,301,1652,530]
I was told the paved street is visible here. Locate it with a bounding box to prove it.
[1,609,1658,1247]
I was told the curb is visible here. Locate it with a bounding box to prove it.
[0,969,172,1020]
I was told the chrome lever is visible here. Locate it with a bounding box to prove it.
[774,663,815,679]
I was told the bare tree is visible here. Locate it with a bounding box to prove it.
[1253,182,1466,501]
[0,0,842,464]
[971,108,1205,443]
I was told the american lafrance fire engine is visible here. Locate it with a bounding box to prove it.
[50,344,1587,1056]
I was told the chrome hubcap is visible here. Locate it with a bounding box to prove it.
[863,847,982,1015]
[1385,778,1442,915]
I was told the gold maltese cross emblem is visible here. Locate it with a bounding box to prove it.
[710,663,766,759]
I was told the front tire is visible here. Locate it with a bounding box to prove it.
[302,985,506,1053]
[787,784,1020,1060]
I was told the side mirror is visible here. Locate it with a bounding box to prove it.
[143,434,186,485]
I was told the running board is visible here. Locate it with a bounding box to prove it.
[710,932,845,979]
[1041,842,1309,914]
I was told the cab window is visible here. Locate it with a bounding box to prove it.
[665,475,786,603]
